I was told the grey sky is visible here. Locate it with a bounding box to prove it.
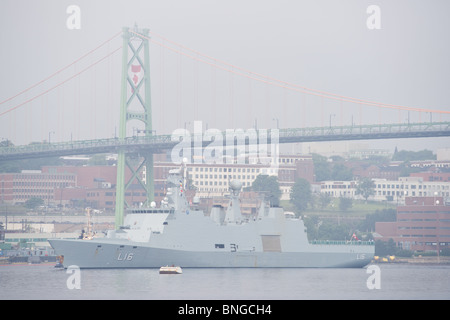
[0,0,449,152]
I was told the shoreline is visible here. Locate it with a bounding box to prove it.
[373,256,450,265]
[0,261,57,267]
[2,259,450,267]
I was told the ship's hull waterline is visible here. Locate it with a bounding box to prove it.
[49,238,373,269]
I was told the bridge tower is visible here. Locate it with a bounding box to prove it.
[115,26,154,228]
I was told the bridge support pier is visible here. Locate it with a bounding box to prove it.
[114,26,154,228]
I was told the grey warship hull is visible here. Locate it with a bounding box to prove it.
[49,237,373,268]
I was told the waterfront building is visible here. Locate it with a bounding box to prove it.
[372,177,450,203]
[0,170,76,204]
[375,196,450,252]
[320,180,356,198]
[0,154,314,209]
[153,154,314,200]
[319,176,450,205]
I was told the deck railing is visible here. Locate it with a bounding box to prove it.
[309,240,375,246]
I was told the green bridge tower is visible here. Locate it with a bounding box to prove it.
[115,26,154,228]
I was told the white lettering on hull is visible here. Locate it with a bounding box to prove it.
[117,252,134,261]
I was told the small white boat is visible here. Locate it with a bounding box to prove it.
[159,265,182,274]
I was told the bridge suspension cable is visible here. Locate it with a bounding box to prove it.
[140,29,449,116]
[0,45,122,118]
[2,28,448,123]
[0,31,122,110]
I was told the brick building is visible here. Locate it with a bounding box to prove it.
[0,153,314,209]
[0,170,76,204]
[410,172,450,182]
[375,196,450,252]
[352,164,401,180]
[47,166,149,210]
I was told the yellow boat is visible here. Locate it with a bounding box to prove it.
[159,265,182,274]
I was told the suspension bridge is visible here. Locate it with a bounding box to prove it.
[1,26,449,227]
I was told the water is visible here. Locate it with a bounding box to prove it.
[1,263,449,300]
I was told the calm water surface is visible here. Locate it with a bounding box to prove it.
[1,263,449,300]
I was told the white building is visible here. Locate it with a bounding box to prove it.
[151,154,313,200]
[320,176,450,204]
[320,180,356,198]
[373,177,450,203]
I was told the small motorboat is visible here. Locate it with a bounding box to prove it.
[159,265,182,274]
[54,255,64,268]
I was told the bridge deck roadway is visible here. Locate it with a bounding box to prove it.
[0,122,449,161]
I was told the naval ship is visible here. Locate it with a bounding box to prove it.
[49,167,374,268]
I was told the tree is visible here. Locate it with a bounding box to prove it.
[398,161,422,177]
[87,154,108,165]
[290,178,312,214]
[355,177,376,202]
[338,197,352,211]
[0,139,13,147]
[318,192,332,209]
[303,216,351,240]
[251,175,281,207]
[312,154,354,181]
[331,163,353,181]
[358,208,396,232]
[317,220,349,240]
[25,197,44,210]
[392,149,436,161]
[375,239,397,256]
[312,153,331,181]
[0,156,63,173]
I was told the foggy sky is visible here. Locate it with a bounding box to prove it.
[1,0,449,152]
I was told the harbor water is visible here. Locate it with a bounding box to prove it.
[1,263,449,300]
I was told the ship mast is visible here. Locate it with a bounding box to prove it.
[224,180,243,223]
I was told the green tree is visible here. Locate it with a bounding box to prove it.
[338,197,352,211]
[303,216,351,240]
[317,220,349,240]
[303,215,320,239]
[358,208,396,232]
[0,156,63,173]
[25,197,44,210]
[312,153,331,181]
[251,174,281,207]
[318,192,332,209]
[312,154,353,181]
[87,154,108,166]
[355,177,376,202]
[375,239,397,256]
[392,149,436,161]
[290,178,312,214]
[331,163,353,181]
[0,139,13,147]
[398,161,422,177]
